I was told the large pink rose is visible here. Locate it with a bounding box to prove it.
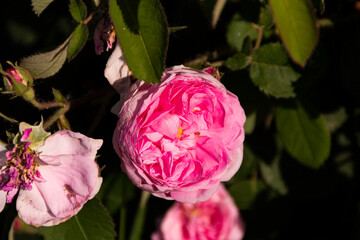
[151,184,245,240]
[0,129,103,226]
[113,65,246,203]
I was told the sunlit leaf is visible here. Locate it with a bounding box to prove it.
[109,0,169,84]
[67,24,89,61]
[20,36,70,79]
[31,0,56,16]
[269,0,318,67]
[250,42,300,98]
[38,198,116,240]
[69,0,87,23]
[212,0,227,28]
[275,100,331,168]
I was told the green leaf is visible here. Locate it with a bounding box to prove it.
[259,157,288,195]
[20,36,70,79]
[69,0,87,23]
[275,100,331,168]
[250,42,300,98]
[52,88,67,104]
[229,180,265,210]
[225,52,252,71]
[67,24,89,61]
[31,0,56,16]
[0,202,17,240]
[212,0,227,28]
[19,121,51,149]
[109,0,169,84]
[226,14,258,52]
[99,172,136,215]
[38,198,116,240]
[258,6,273,30]
[269,0,318,67]
[322,107,348,133]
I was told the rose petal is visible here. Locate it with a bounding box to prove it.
[38,130,102,159]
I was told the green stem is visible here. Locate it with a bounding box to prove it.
[43,103,70,130]
[119,206,127,240]
[251,23,263,55]
[129,191,151,240]
[30,100,65,110]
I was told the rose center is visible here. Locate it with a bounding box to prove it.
[0,142,42,195]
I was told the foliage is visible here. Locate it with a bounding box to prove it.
[1,0,360,239]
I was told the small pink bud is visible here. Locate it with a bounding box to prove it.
[6,69,23,86]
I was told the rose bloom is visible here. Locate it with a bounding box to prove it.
[113,65,246,203]
[152,184,245,240]
[0,129,103,226]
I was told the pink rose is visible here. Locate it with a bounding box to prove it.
[113,65,246,203]
[0,130,103,226]
[152,184,245,240]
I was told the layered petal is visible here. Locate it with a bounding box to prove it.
[152,185,245,240]
[113,65,245,203]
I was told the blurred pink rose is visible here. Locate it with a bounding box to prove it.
[0,130,103,226]
[113,65,246,203]
[152,184,245,240]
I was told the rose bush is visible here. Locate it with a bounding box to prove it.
[151,184,245,240]
[0,128,103,226]
[112,65,246,203]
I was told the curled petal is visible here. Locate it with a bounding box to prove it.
[104,43,131,95]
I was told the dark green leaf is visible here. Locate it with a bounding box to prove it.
[225,52,252,71]
[226,14,258,52]
[38,198,116,240]
[31,0,56,16]
[322,107,347,133]
[109,0,169,84]
[69,0,87,23]
[275,100,331,168]
[99,172,136,215]
[269,0,318,67]
[0,202,17,240]
[20,36,70,79]
[250,42,300,98]
[259,157,288,195]
[229,145,259,183]
[258,6,273,29]
[67,24,89,61]
[229,180,265,209]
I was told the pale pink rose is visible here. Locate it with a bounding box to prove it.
[152,184,245,240]
[113,65,246,203]
[0,130,103,226]
[104,42,131,97]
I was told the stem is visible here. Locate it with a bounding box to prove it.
[43,103,70,130]
[30,100,65,110]
[129,191,151,240]
[251,23,263,55]
[83,0,107,25]
[119,206,127,240]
